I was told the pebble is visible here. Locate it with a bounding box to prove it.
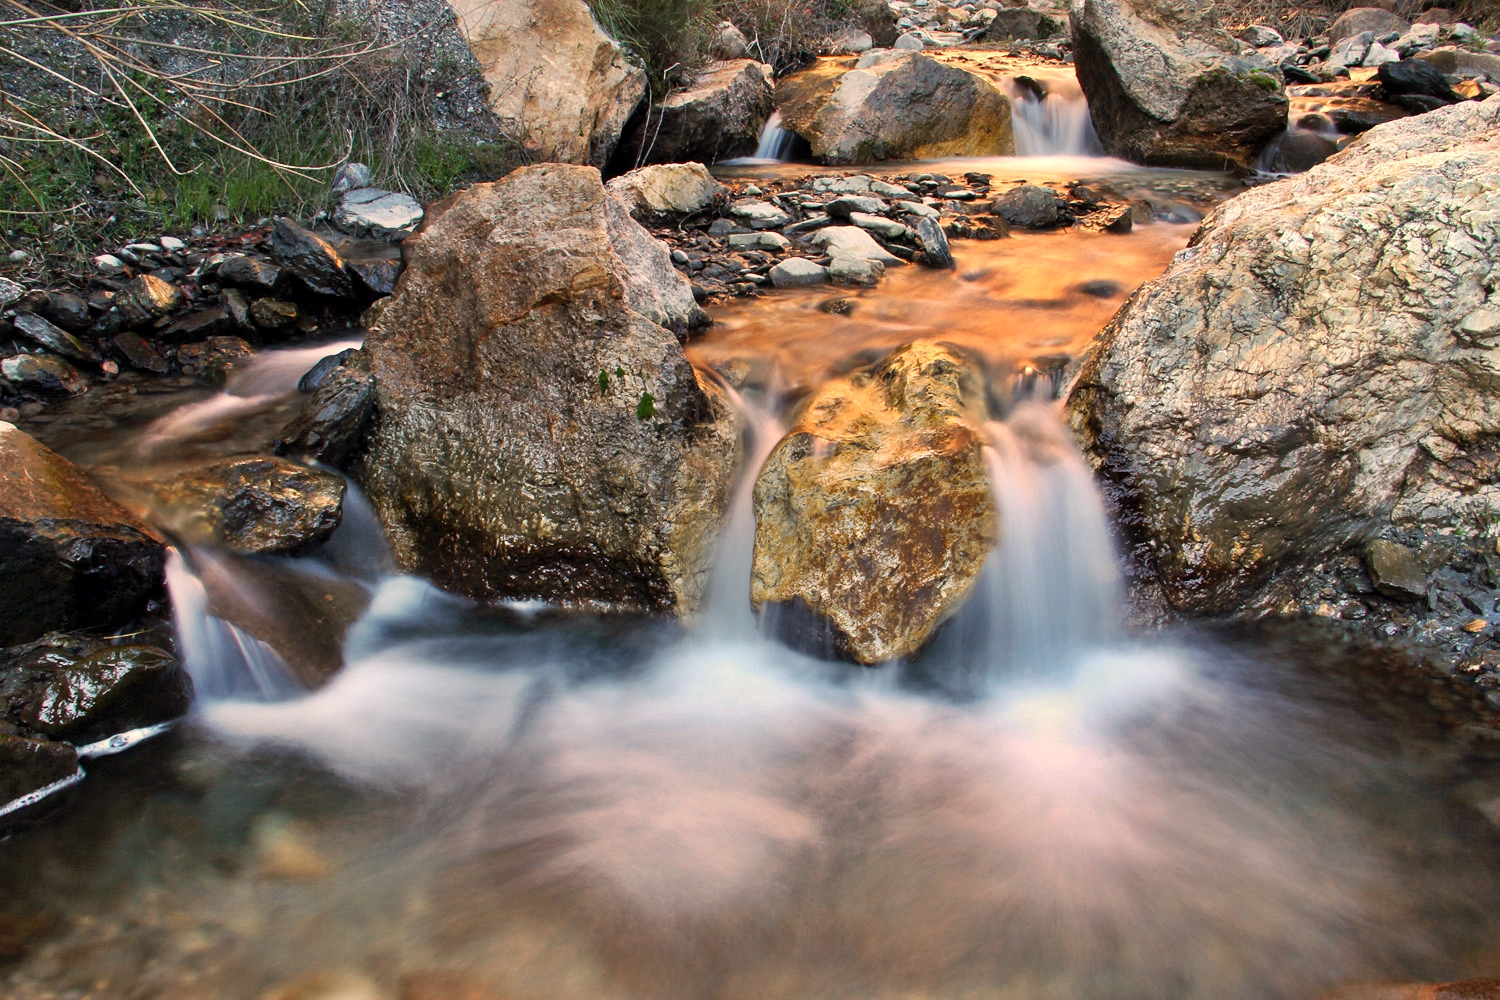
[159,236,187,251]
[7,250,28,263]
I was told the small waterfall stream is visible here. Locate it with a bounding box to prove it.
[1005,78,1104,157]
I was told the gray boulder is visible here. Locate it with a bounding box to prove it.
[354,164,739,614]
[984,9,1067,40]
[1065,96,1500,614]
[1069,0,1289,168]
[615,60,773,166]
[1328,7,1410,46]
[605,163,726,217]
[334,188,424,237]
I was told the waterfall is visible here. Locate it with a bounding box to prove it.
[751,111,797,163]
[1005,79,1104,157]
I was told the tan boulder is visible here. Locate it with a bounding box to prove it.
[605,162,726,217]
[355,164,739,613]
[447,0,645,166]
[752,342,997,663]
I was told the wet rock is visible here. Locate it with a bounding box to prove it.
[114,273,183,326]
[991,184,1060,227]
[776,51,1014,164]
[335,188,424,237]
[1377,58,1459,104]
[250,298,299,330]
[1,354,87,395]
[753,342,997,664]
[1328,7,1410,46]
[850,212,911,239]
[154,456,346,555]
[1070,0,1290,168]
[1065,97,1500,615]
[223,287,253,329]
[251,813,334,881]
[448,0,644,166]
[913,215,954,268]
[829,254,885,286]
[0,423,164,645]
[299,348,359,392]
[276,351,375,467]
[769,258,830,287]
[9,641,191,742]
[43,291,90,332]
[1265,129,1339,172]
[270,218,352,298]
[354,164,739,613]
[1363,539,1427,602]
[111,331,170,374]
[347,257,401,297]
[605,163,726,217]
[12,312,99,363]
[177,336,254,385]
[158,305,230,343]
[616,60,774,165]
[218,254,282,291]
[825,195,886,218]
[0,735,76,810]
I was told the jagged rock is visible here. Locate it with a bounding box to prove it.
[176,337,253,385]
[913,215,954,268]
[617,60,774,166]
[1378,58,1459,104]
[270,218,351,298]
[251,298,298,330]
[114,274,183,326]
[8,639,191,742]
[354,164,739,613]
[1328,7,1410,46]
[752,342,997,663]
[605,163,726,217]
[217,254,281,291]
[0,423,165,646]
[448,0,645,166]
[1,354,86,395]
[153,456,346,555]
[709,21,750,60]
[276,351,375,468]
[1363,539,1427,602]
[776,51,1014,164]
[1065,96,1500,614]
[0,735,76,810]
[335,188,424,236]
[330,161,372,196]
[12,313,98,364]
[1069,0,1290,168]
[0,277,22,310]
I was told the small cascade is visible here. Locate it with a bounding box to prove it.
[751,111,797,163]
[1005,78,1104,157]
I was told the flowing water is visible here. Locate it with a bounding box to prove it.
[4,148,1500,1000]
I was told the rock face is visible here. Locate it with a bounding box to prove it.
[447,0,645,166]
[1069,0,1289,168]
[616,60,774,166]
[776,51,1015,164]
[155,457,346,555]
[355,164,740,613]
[752,342,997,664]
[605,163,726,217]
[0,423,165,646]
[1065,96,1500,615]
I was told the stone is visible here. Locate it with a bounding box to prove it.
[10,642,191,742]
[825,195,887,218]
[1064,96,1500,615]
[448,0,645,166]
[775,51,1014,164]
[354,164,738,613]
[270,218,351,298]
[0,277,22,310]
[895,30,925,50]
[1378,57,1459,103]
[335,188,424,236]
[1415,46,1500,82]
[114,274,183,326]
[251,814,334,881]
[223,287,253,329]
[898,200,941,219]
[158,236,186,252]
[849,212,912,239]
[1393,22,1442,54]
[853,0,900,47]
[1,354,86,395]
[1363,539,1427,601]
[1237,25,1284,48]
[1263,129,1339,172]
[752,342,997,664]
[913,215,954,268]
[217,254,282,291]
[829,254,886,285]
[834,29,875,53]
[92,254,126,275]
[0,736,77,810]
[605,163,726,217]
[1327,31,1375,75]
[176,337,254,386]
[1070,0,1290,168]
[251,298,299,330]
[617,60,773,166]
[276,351,375,468]
[991,183,1061,227]
[1328,7,1410,46]
[12,313,98,363]
[111,331,169,374]
[157,306,229,344]
[43,291,90,332]
[709,21,750,60]
[1362,41,1401,67]
[330,161,372,196]
[769,258,830,287]
[154,456,346,555]
[984,8,1067,40]
[346,257,401,297]
[0,423,164,645]
[808,226,905,264]
[729,198,792,229]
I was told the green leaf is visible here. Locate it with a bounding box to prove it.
[599,369,610,395]
[637,391,655,420]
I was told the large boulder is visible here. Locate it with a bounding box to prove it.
[1328,7,1410,46]
[1068,0,1289,168]
[0,423,165,646]
[752,342,997,663]
[1065,96,1500,615]
[354,164,740,613]
[775,51,1015,165]
[614,60,774,166]
[604,163,727,218]
[447,0,645,166]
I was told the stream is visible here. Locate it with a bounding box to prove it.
[4,120,1500,999]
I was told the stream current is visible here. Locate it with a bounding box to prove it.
[4,149,1500,999]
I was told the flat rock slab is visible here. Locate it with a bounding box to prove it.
[335,188,424,236]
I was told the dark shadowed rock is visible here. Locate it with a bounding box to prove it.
[1070,0,1289,168]
[914,216,954,268]
[154,456,345,555]
[276,351,375,468]
[12,313,99,363]
[1265,129,1339,172]
[355,164,739,613]
[984,8,1067,40]
[0,735,77,809]
[8,639,191,742]
[43,292,90,332]
[0,423,165,646]
[1363,539,1427,602]
[114,274,183,326]
[0,354,86,395]
[217,254,282,291]
[1377,58,1460,104]
[111,331,170,374]
[992,184,1061,227]
[176,337,254,385]
[271,218,352,298]
[616,60,774,165]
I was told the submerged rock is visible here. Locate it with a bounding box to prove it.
[154,457,346,555]
[753,342,997,664]
[775,51,1015,164]
[1069,0,1289,168]
[1065,96,1500,614]
[355,164,739,613]
[0,735,76,810]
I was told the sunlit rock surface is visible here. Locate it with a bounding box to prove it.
[752,342,997,663]
[1069,0,1288,168]
[357,164,739,613]
[1066,96,1500,614]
